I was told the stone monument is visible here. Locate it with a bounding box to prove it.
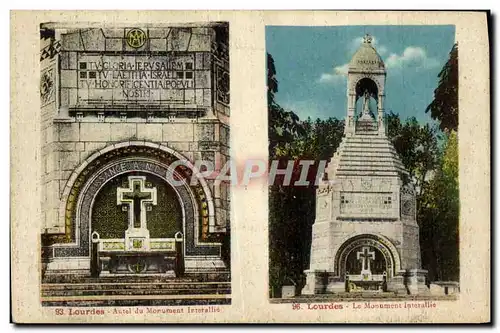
[40,24,231,279]
[302,34,429,295]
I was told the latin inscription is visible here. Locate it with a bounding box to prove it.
[340,192,394,217]
[357,60,381,66]
[88,161,168,196]
[74,54,198,103]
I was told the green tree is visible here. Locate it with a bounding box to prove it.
[386,111,440,195]
[268,117,344,296]
[267,54,346,296]
[267,53,305,157]
[419,131,459,281]
[426,43,458,132]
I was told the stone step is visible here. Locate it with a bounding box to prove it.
[337,163,405,171]
[347,137,391,142]
[42,273,231,284]
[42,287,231,297]
[338,160,399,166]
[338,158,401,165]
[336,165,401,171]
[336,171,400,176]
[42,281,231,291]
[337,162,404,169]
[41,294,232,307]
[341,144,394,150]
[340,151,400,157]
[41,278,232,306]
[340,147,396,152]
[354,132,379,136]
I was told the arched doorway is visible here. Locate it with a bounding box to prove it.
[90,171,184,276]
[334,234,401,291]
[48,142,225,276]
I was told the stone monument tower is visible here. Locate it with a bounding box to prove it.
[302,35,428,295]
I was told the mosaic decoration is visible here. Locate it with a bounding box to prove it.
[150,241,175,251]
[40,40,61,62]
[126,28,147,48]
[50,145,219,259]
[40,66,55,107]
[92,172,181,239]
[216,65,229,105]
[401,185,416,217]
[334,234,400,278]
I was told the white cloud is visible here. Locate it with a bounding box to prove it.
[377,45,388,57]
[280,100,330,120]
[318,41,439,84]
[385,46,440,69]
[318,63,349,84]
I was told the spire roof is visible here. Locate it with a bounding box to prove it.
[349,34,385,72]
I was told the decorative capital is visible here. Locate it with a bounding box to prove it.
[363,34,373,44]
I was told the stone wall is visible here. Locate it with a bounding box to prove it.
[40,24,230,236]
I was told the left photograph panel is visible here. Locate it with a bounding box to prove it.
[39,22,231,306]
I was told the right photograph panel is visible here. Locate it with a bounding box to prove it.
[266,25,459,302]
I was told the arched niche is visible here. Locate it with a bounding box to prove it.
[50,142,221,260]
[334,234,401,278]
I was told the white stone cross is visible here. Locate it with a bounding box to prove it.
[357,246,375,274]
[117,175,157,230]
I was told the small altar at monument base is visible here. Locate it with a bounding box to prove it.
[302,269,430,296]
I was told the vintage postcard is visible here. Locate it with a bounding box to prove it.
[11,11,489,323]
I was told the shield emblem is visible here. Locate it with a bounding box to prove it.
[361,179,372,190]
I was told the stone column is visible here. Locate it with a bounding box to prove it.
[301,270,328,295]
[386,270,408,295]
[345,93,356,136]
[405,269,430,295]
[377,93,386,136]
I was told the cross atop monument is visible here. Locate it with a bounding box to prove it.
[357,246,375,272]
[363,33,373,44]
[117,176,157,230]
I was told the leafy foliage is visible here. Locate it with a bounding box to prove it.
[386,111,440,194]
[267,53,305,156]
[387,112,459,282]
[426,43,458,132]
[418,131,459,281]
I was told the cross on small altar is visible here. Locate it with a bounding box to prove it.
[117,176,157,230]
[357,246,375,272]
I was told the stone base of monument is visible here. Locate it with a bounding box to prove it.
[405,269,430,295]
[386,273,408,295]
[325,275,346,293]
[430,281,460,295]
[301,269,328,295]
[325,282,346,293]
[282,285,296,298]
[302,269,433,296]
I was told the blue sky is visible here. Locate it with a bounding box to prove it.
[266,25,456,124]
